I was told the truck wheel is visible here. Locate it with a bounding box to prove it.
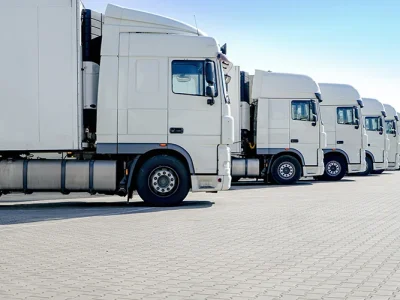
[270,156,301,185]
[321,156,346,181]
[136,155,190,207]
[358,156,373,176]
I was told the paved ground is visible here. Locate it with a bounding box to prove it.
[1,173,400,300]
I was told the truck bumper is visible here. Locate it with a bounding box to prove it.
[348,163,366,173]
[387,154,400,170]
[373,162,386,171]
[191,175,231,192]
[303,165,324,177]
[191,145,232,192]
[384,152,389,169]
[303,149,325,176]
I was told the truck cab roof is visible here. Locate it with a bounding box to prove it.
[105,4,206,36]
[319,83,360,107]
[362,98,385,116]
[251,70,320,100]
[383,104,397,120]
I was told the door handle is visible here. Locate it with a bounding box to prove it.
[368,144,371,146]
[337,141,344,144]
[291,139,299,143]
[170,128,184,134]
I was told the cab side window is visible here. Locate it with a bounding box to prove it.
[337,107,355,125]
[291,101,311,121]
[365,117,379,131]
[385,120,395,134]
[171,60,218,96]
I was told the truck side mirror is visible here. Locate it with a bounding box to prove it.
[205,61,215,85]
[355,119,360,130]
[354,106,360,120]
[311,100,317,126]
[311,114,318,126]
[379,118,384,135]
[206,86,215,106]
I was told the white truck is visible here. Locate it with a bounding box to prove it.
[228,67,326,184]
[361,98,389,174]
[383,104,400,170]
[316,84,367,180]
[0,1,233,206]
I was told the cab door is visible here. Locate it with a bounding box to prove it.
[167,59,222,174]
[335,106,362,163]
[289,100,320,165]
[365,116,385,162]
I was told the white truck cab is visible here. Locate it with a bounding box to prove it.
[229,67,326,184]
[362,98,389,174]
[0,1,233,206]
[317,84,367,180]
[383,104,400,170]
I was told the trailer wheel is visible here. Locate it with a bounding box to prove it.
[358,156,373,176]
[136,155,190,207]
[321,155,346,181]
[270,155,301,185]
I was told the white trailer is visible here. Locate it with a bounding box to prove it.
[316,84,367,180]
[228,67,326,184]
[0,1,233,206]
[383,104,400,170]
[362,98,389,174]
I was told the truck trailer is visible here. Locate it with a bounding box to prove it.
[316,84,367,180]
[361,98,389,175]
[383,104,400,170]
[228,67,326,184]
[0,1,234,206]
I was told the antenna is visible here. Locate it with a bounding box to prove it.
[193,15,199,36]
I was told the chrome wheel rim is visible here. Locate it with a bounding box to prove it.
[278,162,295,180]
[326,161,341,177]
[148,166,179,197]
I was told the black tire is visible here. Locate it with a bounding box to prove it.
[136,155,190,207]
[372,169,384,175]
[320,155,346,181]
[358,156,373,176]
[270,155,302,185]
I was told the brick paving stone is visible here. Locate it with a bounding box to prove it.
[1,173,400,299]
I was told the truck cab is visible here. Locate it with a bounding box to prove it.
[0,1,233,206]
[229,67,326,184]
[362,98,389,174]
[383,104,400,170]
[317,84,367,180]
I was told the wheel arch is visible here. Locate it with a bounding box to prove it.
[269,151,304,176]
[365,150,375,162]
[127,147,194,198]
[323,149,349,171]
